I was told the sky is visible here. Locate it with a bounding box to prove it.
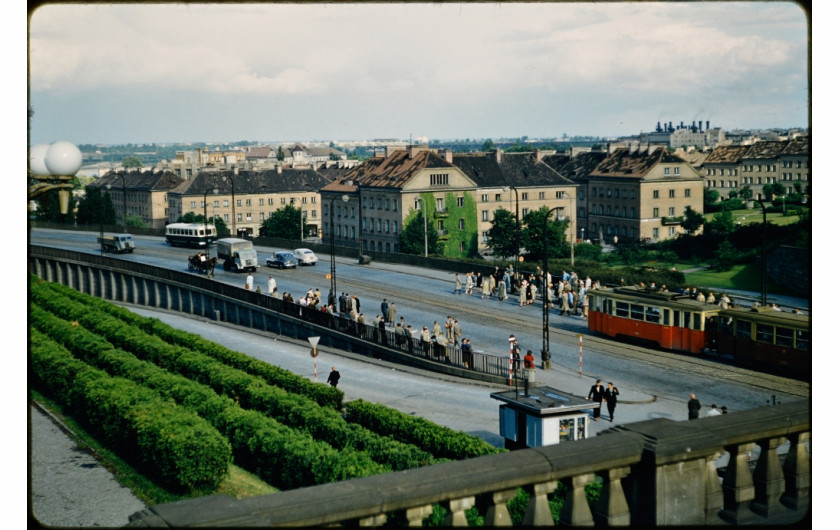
[24,1,813,147]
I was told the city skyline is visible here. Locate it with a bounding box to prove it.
[27,2,811,146]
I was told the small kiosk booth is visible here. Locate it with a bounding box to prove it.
[491,386,596,450]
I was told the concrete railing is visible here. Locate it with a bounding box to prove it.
[126,400,809,527]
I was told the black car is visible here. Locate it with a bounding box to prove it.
[266,251,297,269]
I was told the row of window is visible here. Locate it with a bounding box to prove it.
[479,191,569,202]
[720,319,809,350]
[651,189,692,198]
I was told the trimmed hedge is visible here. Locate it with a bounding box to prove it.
[30,329,231,493]
[344,399,504,460]
[30,283,434,471]
[38,278,343,410]
[31,305,389,489]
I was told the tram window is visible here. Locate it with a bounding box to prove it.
[692,313,703,330]
[630,304,644,320]
[756,323,773,343]
[735,320,752,339]
[776,327,794,347]
[795,330,809,351]
[645,306,660,323]
[615,301,629,318]
[673,310,682,328]
[719,317,734,335]
[662,308,671,326]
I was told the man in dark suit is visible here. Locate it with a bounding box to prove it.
[587,379,605,421]
[688,394,702,420]
[604,382,620,422]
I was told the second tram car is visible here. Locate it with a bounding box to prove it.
[165,223,217,248]
[711,306,810,377]
[587,286,720,354]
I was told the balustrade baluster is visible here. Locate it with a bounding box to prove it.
[405,504,433,527]
[751,437,786,517]
[523,480,559,526]
[593,466,631,526]
[720,442,756,524]
[559,474,596,526]
[445,495,475,526]
[704,452,724,524]
[358,513,386,526]
[484,488,518,526]
[781,431,811,511]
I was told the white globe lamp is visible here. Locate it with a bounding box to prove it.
[44,141,83,176]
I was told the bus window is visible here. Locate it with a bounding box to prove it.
[776,327,794,347]
[795,330,809,351]
[645,306,660,323]
[630,304,644,321]
[756,323,774,344]
[615,301,629,318]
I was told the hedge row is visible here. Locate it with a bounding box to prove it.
[30,329,231,493]
[31,282,434,471]
[31,305,389,489]
[344,399,504,461]
[37,278,343,410]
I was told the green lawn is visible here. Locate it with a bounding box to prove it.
[704,207,804,227]
[682,262,797,296]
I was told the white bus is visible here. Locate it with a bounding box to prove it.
[165,223,218,248]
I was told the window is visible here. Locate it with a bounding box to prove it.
[664,167,670,175]
[668,207,675,216]
[669,189,675,198]
[482,210,489,221]
[522,208,530,216]
[736,320,752,339]
[237,199,242,207]
[436,198,444,211]
[190,201,197,208]
[653,190,659,198]
[756,323,773,343]
[258,198,264,206]
[430,173,449,186]
[653,207,659,217]
[495,194,502,201]
[268,198,274,205]
[458,218,465,230]
[457,197,464,207]
[377,198,382,209]
[652,227,659,239]
[521,193,529,201]
[630,304,644,321]
[645,306,661,323]
[538,192,545,200]
[674,167,680,175]
[684,189,691,197]
[481,194,489,202]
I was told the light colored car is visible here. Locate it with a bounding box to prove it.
[266,251,297,269]
[293,248,318,266]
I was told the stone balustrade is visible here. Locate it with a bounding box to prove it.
[127,400,809,527]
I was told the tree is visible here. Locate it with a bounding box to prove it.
[737,186,752,200]
[276,145,285,162]
[711,239,738,272]
[481,139,495,151]
[680,206,705,236]
[486,208,519,258]
[76,187,116,226]
[520,207,568,260]
[703,188,719,210]
[761,182,785,200]
[398,209,438,255]
[260,205,303,240]
[122,155,143,169]
[706,209,736,235]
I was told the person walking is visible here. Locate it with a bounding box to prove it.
[688,394,702,420]
[588,379,605,421]
[267,276,276,296]
[245,273,254,291]
[327,366,340,387]
[604,382,619,422]
[452,319,462,346]
[454,273,463,295]
[481,276,491,299]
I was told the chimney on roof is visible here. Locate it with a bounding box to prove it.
[408,144,429,159]
[233,166,239,175]
[493,149,502,163]
[275,164,282,174]
[535,149,545,163]
[707,120,710,131]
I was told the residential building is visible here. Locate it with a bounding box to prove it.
[778,136,810,196]
[541,150,608,242]
[166,167,333,238]
[701,145,751,198]
[739,141,786,199]
[587,145,705,243]
[321,146,578,257]
[91,170,186,229]
[451,149,577,251]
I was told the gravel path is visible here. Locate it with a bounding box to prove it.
[29,403,145,528]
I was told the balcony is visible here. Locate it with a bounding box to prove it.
[129,400,809,527]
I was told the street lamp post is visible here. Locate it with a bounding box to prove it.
[329,194,350,307]
[540,206,566,370]
[115,173,127,231]
[101,183,112,255]
[416,196,428,257]
[503,185,520,288]
[204,187,219,248]
[756,194,769,307]
[225,172,237,238]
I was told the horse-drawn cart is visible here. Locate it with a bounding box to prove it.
[188,253,217,277]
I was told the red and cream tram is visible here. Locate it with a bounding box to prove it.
[587,286,720,354]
